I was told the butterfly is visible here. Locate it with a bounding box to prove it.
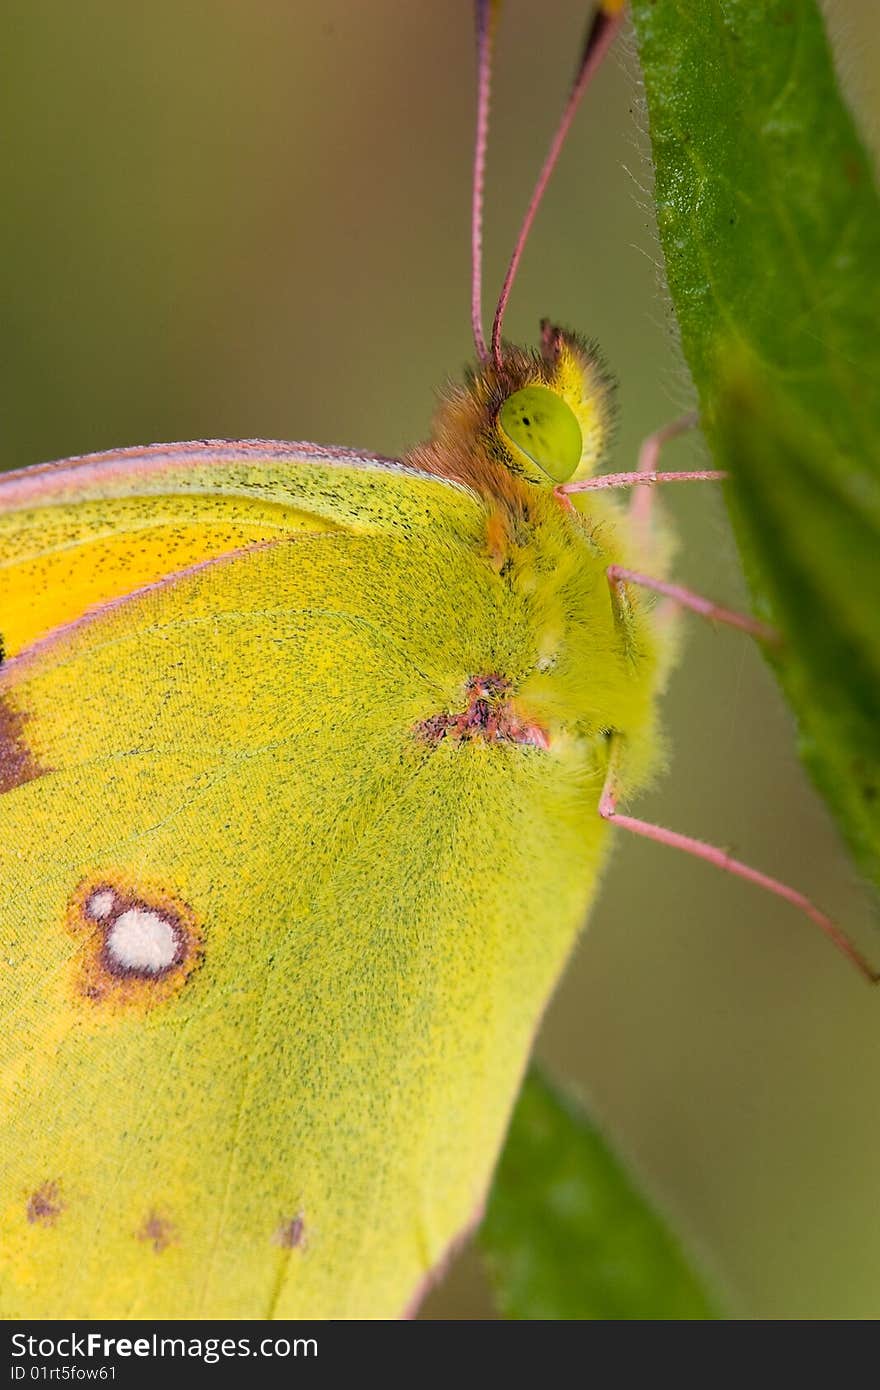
[0,0,868,1320]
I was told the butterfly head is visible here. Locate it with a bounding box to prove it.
[416,322,615,497]
[489,321,615,489]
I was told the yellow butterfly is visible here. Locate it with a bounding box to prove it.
[0,0,867,1320]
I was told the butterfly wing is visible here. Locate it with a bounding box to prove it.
[0,439,444,658]
[0,443,611,1317]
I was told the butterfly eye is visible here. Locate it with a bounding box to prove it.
[498,385,583,484]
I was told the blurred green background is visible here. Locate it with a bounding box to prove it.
[3,1,879,1318]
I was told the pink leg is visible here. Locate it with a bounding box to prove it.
[607,564,779,644]
[599,744,878,983]
[631,410,700,528]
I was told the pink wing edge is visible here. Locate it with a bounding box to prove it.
[0,436,461,673]
[400,1197,488,1320]
[0,437,416,507]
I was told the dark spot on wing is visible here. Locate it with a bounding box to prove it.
[27,1180,63,1226]
[0,696,47,793]
[415,675,549,750]
[274,1214,306,1250]
[138,1212,176,1254]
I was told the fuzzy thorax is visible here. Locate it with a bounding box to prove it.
[404,322,673,816]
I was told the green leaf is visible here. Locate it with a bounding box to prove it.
[630,0,880,894]
[718,367,880,886]
[481,1069,722,1319]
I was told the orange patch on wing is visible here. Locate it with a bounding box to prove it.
[0,508,296,659]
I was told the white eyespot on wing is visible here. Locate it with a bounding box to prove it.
[105,908,180,974]
[85,887,117,921]
[70,880,201,1004]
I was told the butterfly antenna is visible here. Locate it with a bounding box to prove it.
[490,1,627,370]
[471,0,499,362]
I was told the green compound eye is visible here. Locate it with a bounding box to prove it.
[498,385,583,484]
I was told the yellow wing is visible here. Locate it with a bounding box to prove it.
[0,441,661,1317]
[0,439,442,658]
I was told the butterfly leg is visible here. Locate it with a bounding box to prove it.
[629,410,701,529]
[606,565,778,644]
[598,734,879,982]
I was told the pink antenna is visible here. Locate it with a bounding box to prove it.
[471,0,498,361]
[490,3,627,370]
